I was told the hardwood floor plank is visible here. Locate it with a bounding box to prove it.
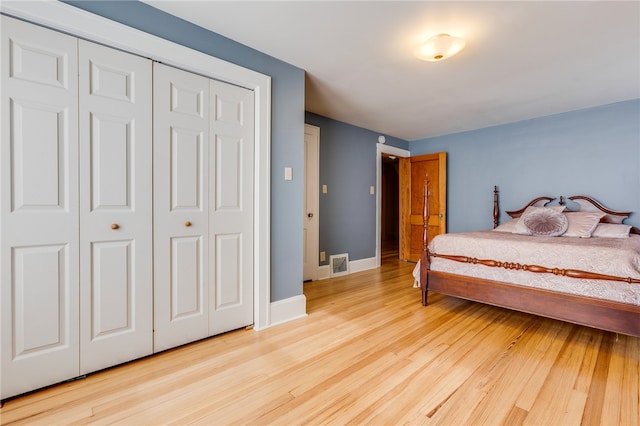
[502,405,528,426]
[600,334,640,426]
[1,256,638,425]
[523,327,605,425]
[432,319,544,425]
[580,332,614,426]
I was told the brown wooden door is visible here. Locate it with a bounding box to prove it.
[399,152,447,262]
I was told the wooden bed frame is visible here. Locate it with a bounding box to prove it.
[420,184,640,337]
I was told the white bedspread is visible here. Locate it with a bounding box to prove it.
[426,231,640,306]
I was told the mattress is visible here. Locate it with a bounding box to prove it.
[425,231,640,306]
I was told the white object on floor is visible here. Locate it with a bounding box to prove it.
[412,261,421,288]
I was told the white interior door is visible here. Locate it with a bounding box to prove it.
[153,63,211,352]
[1,16,80,399]
[303,124,320,281]
[208,80,254,336]
[78,40,153,373]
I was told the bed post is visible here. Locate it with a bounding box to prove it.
[493,186,499,229]
[421,176,430,306]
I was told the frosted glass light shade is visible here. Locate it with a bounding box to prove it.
[415,34,466,62]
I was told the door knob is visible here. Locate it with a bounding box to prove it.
[111,223,120,230]
[307,213,313,218]
[185,221,192,227]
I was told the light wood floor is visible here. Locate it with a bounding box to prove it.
[1,254,638,425]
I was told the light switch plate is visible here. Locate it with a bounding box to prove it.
[370,186,375,195]
[322,184,327,194]
[284,167,292,181]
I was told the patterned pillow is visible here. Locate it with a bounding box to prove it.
[523,208,568,236]
[513,205,566,235]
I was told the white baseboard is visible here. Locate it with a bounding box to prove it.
[349,256,377,273]
[317,256,377,280]
[318,265,330,280]
[267,294,307,328]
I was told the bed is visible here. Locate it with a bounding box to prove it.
[419,184,640,337]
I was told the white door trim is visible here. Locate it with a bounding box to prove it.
[1,1,272,330]
[303,124,320,281]
[375,143,410,267]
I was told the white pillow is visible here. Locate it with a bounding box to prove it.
[512,205,566,235]
[591,223,631,238]
[493,219,517,233]
[562,212,606,238]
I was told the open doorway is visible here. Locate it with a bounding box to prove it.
[375,143,409,268]
[381,155,399,263]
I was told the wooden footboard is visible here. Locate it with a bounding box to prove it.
[420,183,640,337]
[431,253,640,284]
[427,271,640,337]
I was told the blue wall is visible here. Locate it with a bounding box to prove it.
[66,1,306,301]
[410,99,640,231]
[57,2,640,289]
[305,112,408,264]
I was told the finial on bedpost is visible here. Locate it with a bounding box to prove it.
[493,186,499,229]
[559,195,565,206]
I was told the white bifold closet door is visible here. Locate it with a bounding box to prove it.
[1,16,80,399]
[2,14,253,399]
[78,40,153,374]
[208,78,255,336]
[1,16,153,399]
[153,63,254,352]
[153,64,210,351]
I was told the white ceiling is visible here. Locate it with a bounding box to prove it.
[144,1,640,141]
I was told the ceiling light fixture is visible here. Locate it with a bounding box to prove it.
[415,33,466,62]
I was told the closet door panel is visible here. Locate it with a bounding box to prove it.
[11,244,73,355]
[153,63,210,352]
[79,40,152,374]
[170,236,205,318]
[209,80,254,336]
[214,234,242,306]
[1,16,79,400]
[89,113,132,209]
[90,241,133,335]
[11,101,68,210]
